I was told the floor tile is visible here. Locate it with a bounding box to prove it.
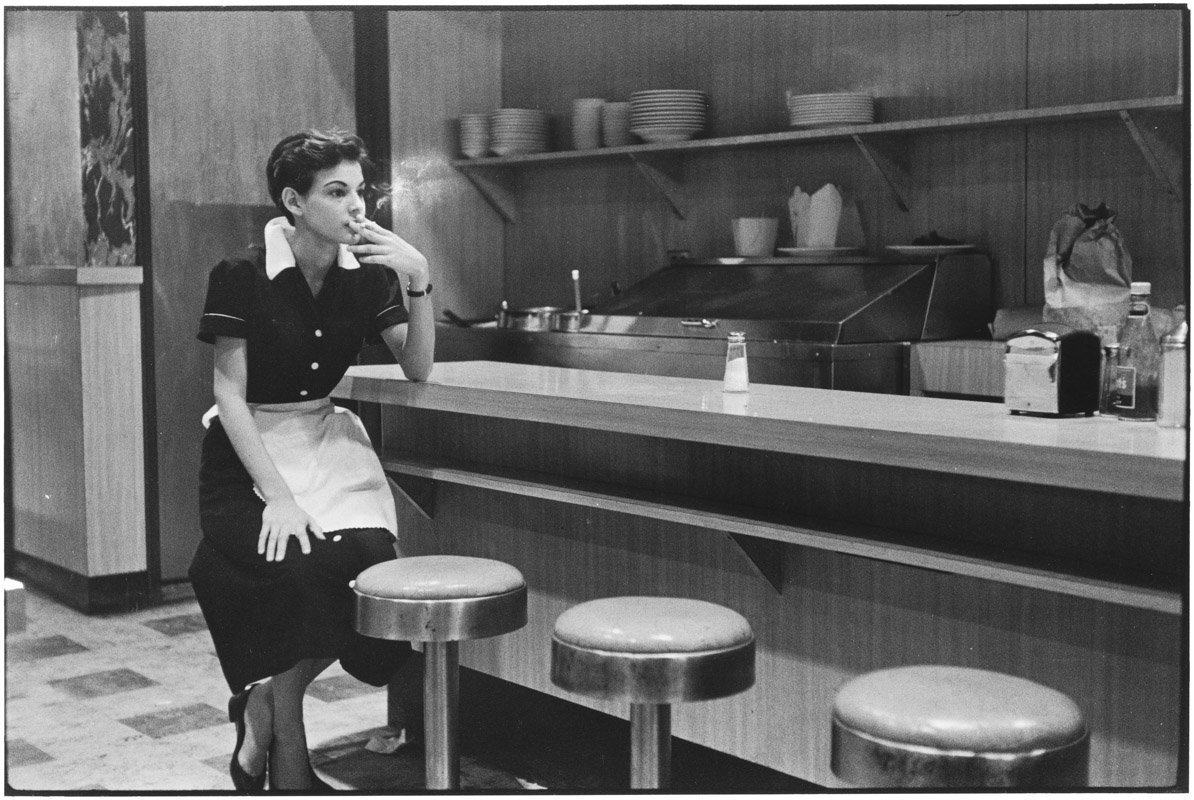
[48,667,157,699]
[118,702,226,739]
[307,673,384,703]
[141,613,208,637]
[7,588,809,793]
[6,634,89,662]
[6,738,54,768]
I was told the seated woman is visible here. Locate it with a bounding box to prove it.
[188,129,435,791]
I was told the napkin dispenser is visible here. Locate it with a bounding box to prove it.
[1004,328,1101,416]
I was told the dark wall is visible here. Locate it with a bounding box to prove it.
[496,8,1185,313]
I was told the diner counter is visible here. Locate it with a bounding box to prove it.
[335,360,1185,501]
[334,359,1184,787]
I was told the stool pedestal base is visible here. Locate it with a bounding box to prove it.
[425,641,460,790]
[630,703,671,789]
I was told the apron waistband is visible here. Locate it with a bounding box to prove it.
[201,397,335,428]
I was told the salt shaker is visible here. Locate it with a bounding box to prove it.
[1157,319,1187,428]
[723,331,749,393]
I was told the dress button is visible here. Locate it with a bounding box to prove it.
[299,390,309,397]
[311,362,319,370]
[314,329,323,337]
[333,535,342,542]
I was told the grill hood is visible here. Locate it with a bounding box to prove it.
[584,255,991,343]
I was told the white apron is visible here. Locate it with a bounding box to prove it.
[202,398,397,535]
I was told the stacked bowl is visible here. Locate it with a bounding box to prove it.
[786,92,874,128]
[491,108,549,156]
[629,89,707,143]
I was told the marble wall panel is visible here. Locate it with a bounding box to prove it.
[77,9,137,266]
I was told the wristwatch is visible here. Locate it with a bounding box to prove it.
[406,284,433,298]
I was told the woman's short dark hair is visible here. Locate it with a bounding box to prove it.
[266,130,374,223]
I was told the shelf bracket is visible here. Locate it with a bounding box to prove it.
[851,134,911,213]
[1118,110,1182,201]
[387,473,437,520]
[727,533,783,595]
[460,168,519,224]
[627,153,687,219]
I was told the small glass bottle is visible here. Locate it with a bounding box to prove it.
[1113,281,1160,421]
[723,331,749,393]
[1099,342,1121,416]
[1157,319,1188,428]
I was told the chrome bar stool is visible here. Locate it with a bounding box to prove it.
[831,665,1088,788]
[550,596,755,789]
[354,555,527,790]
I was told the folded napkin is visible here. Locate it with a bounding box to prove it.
[789,183,842,247]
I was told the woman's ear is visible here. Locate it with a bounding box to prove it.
[281,186,303,218]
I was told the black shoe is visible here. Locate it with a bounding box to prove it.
[229,686,267,792]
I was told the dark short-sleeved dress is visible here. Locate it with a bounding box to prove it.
[189,218,414,693]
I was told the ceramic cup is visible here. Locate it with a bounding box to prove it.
[731,217,779,257]
[459,113,490,158]
[601,101,632,147]
[572,98,605,150]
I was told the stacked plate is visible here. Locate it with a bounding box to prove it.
[491,108,549,156]
[629,89,707,143]
[786,92,874,128]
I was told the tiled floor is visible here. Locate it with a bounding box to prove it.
[4,588,432,792]
[6,587,812,794]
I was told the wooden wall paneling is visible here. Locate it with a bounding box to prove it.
[380,407,1182,584]
[1024,118,1186,311]
[4,10,87,267]
[79,284,146,575]
[5,284,88,574]
[387,10,503,320]
[1023,8,1185,311]
[390,484,1180,787]
[881,129,1028,308]
[505,160,662,308]
[498,9,1040,310]
[1026,9,1183,105]
[145,10,357,580]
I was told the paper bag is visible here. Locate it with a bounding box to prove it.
[1043,202,1132,331]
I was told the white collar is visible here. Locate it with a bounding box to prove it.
[263,216,360,280]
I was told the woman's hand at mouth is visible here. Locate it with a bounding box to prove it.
[347,218,430,290]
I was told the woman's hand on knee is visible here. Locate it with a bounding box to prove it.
[258,499,325,562]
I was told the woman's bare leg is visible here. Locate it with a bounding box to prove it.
[269,658,336,789]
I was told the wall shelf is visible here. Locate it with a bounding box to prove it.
[452,94,1185,219]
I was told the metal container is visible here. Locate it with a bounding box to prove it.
[496,305,565,331]
[551,310,588,332]
[440,254,993,396]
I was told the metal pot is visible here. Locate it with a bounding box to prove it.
[550,310,588,332]
[496,305,565,331]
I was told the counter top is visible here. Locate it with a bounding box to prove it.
[334,360,1187,501]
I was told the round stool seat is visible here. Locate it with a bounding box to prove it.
[551,597,755,703]
[832,665,1088,788]
[354,556,527,642]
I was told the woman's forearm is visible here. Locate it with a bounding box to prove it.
[398,293,435,381]
[213,385,294,505]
